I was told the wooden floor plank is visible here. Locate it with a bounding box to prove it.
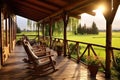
[0,45,106,80]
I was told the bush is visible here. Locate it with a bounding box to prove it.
[17,26,21,33]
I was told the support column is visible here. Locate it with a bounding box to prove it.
[11,17,13,50]
[49,18,53,48]
[8,16,11,52]
[104,0,119,78]
[37,22,40,41]
[5,18,8,46]
[0,7,3,68]
[42,22,45,39]
[62,11,69,56]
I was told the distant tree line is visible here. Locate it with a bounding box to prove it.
[77,22,99,34]
[17,26,21,33]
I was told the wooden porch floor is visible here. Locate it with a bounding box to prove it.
[0,45,106,80]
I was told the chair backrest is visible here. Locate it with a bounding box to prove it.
[23,40,39,64]
[25,43,40,66]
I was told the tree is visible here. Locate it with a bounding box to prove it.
[27,19,32,31]
[77,22,99,34]
[16,26,21,33]
[45,24,49,36]
[56,20,64,34]
[91,22,99,34]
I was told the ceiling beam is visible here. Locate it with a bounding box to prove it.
[25,0,56,12]
[26,0,61,10]
[11,0,52,14]
[40,0,103,22]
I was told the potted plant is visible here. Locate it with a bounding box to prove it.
[87,56,100,77]
[114,55,120,73]
[55,40,63,56]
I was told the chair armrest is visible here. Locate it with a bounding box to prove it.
[34,51,50,54]
[37,54,54,59]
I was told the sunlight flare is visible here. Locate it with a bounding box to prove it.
[93,5,106,13]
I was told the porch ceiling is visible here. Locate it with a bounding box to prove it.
[5,0,105,22]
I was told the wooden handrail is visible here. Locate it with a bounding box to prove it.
[16,35,120,72]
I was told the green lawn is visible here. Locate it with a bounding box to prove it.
[17,31,120,59]
[17,31,120,49]
[54,31,120,48]
[16,31,120,76]
[17,31,120,73]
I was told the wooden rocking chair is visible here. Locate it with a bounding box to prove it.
[24,43,57,76]
[22,40,49,63]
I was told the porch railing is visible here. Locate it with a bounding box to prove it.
[16,35,120,72]
[51,37,120,72]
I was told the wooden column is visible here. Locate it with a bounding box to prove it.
[13,17,15,40]
[62,11,69,56]
[11,17,13,50]
[49,18,53,48]
[0,7,3,68]
[42,22,45,39]
[5,18,8,46]
[8,16,11,52]
[104,0,119,78]
[14,17,17,40]
[37,22,40,41]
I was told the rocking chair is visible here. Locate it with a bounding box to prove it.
[24,43,56,76]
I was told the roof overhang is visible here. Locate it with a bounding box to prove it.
[5,0,106,22]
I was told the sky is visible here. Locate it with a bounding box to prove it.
[17,5,120,30]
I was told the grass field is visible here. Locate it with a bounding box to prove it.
[16,31,120,49]
[17,31,120,58]
[17,31,120,73]
[53,31,120,48]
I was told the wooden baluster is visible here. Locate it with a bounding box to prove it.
[76,42,80,63]
[88,44,91,57]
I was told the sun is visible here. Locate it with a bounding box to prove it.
[97,5,105,12]
[93,5,106,13]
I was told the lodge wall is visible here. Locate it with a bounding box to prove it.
[0,3,17,69]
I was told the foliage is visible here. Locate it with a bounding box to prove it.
[91,22,99,34]
[81,55,86,62]
[39,38,49,46]
[68,17,79,32]
[56,20,64,34]
[114,54,120,72]
[45,24,50,36]
[87,56,99,65]
[69,43,78,54]
[55,40,63,51]
[16,26,21,33]
[77,22,99,34]
[27,19,32,30]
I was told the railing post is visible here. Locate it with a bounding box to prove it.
[76,42,80,63]
[88,44,91,57]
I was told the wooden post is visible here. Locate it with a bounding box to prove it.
[49,18,53,48]
[104,0,119,78]
[62,11,69,56]
[42,22,45,39]
[0,6,3,68]
[8,16,11,52]
[11,17,13,50]
[76,42,80,63]
[5,18,8,46]
[37,22,40,41]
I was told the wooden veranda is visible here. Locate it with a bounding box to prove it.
[0,45,106,80]
[0,0,120,79]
